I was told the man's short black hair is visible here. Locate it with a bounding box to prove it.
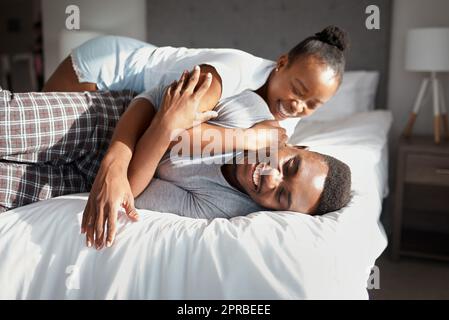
[313,154,352,215]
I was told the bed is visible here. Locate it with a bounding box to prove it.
[1,0,394,299]
[0,106,392,299]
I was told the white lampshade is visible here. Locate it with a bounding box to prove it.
[405,28,449,72]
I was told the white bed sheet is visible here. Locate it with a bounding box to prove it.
[0,110,392,300]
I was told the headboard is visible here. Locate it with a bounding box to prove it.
[146,0,392,109]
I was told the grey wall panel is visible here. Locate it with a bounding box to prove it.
[147,0,392,108]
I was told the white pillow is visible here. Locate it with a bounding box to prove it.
[302,71,380,122]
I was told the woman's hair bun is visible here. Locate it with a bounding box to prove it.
[314,25,349,51]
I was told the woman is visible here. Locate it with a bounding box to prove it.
[44,25,348,121]
[45,26,349,248]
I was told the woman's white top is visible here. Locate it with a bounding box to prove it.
[144,46,276,101]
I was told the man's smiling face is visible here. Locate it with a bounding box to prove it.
[234,146,329,214]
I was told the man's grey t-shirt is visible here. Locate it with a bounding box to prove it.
[135,154,264,219]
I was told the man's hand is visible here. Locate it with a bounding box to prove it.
[81,66,217,250]
[245,120,288,150]
[81,159,139,249]
[155,65,218,136]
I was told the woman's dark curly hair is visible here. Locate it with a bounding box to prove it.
[288,25,350,84]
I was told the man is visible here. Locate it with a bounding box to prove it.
[134,145,351,220]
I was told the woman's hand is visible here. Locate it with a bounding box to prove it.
[81,158,139,249]
[154,65,218,137]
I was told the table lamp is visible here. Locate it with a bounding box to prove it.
[403,28,449,144]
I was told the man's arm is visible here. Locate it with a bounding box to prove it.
[127,113,173,197]
[103,64,222,167]
[168,121,288,157]
[128,68,216,198]
[83,66,218,249]
[134,178,195,216]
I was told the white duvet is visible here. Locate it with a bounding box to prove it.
[0,111,392,300]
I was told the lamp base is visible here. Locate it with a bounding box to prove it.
[442,114,449,140]
[403,112,417,138]
[402,72,449,144]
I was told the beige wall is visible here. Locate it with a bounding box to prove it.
[388,0,449,139]
[42,0,146,80]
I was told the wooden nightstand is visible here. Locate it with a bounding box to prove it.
[392,136,449,261]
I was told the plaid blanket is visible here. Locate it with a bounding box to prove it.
[0,89,135,212]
